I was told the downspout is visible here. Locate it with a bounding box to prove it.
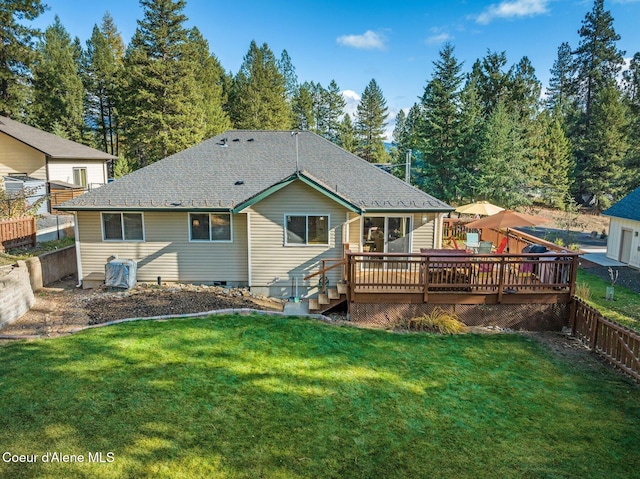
[73,212,83,288]
[246,211,252,288]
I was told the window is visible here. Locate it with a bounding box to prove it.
[189,213,232,242]
[73,167,87,187]
[102,212,144,241]
[285,215,329,245]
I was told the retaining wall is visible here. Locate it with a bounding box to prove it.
[0,261,36,328]
[25,245,77,291]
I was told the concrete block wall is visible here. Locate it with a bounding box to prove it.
[0,261,36,328]
[25,245,77,291]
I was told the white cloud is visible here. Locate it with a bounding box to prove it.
[341,90,361,118]
[426,32,452,45]
[476,0,549,24]
[336,30,386,50]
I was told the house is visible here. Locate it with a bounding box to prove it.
[0,116,115,210]
[57,130,453,296]
[602,186,640,268]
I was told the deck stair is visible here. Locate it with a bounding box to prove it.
[308,285,347,314]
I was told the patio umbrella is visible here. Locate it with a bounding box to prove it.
[455,201,505,216]
[465,210,551,252]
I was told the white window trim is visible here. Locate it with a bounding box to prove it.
[284,213,331,246]
[361,214,413,253]
[73,167,88,187]
[188,212,233,243]
[101,212,145,242]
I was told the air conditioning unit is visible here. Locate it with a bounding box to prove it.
[105,259,137,289]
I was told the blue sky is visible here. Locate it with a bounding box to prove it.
[30,0,640,138]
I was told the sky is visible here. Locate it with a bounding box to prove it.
[28,0,640,139]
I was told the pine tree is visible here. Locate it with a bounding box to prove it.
[277,49,298,102]
[0,0,46,118]
[546,42,576,117]
[477,100,529,208]
[291,83,314,131]
[230,40,291,130]
[622,52,640,191]
[536,111,573,208]
[457,78,484,201]
[473,51,513,117]
[31,16,85,141]
[418,43,464,202]
[338,113,357,154]
[323,80,346,144]
[355,78,389,163]
[120,0,206,166]
[83,13,125,156]
[580,84,628,209]
[185,27,231,137]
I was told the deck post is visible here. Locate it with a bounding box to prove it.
[423,257,429,303]
[346,253,353,303]
[569,255,579,297]
[497,256,507,303]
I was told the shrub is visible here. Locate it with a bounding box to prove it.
[575,282,592,301]
[407,307,468,334]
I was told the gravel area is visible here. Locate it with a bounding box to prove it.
[0,278,284,338]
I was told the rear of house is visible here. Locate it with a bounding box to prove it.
[60,131,452,297]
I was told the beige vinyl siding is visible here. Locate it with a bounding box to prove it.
[248,180,348,297]
[348,212,362,250]
[410,213,436,252]
[0,133,46,180]
[77,210,248,284]
[47,159,107,186]
[606,217,640,268]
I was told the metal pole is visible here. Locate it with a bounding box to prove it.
[405,149,411,184]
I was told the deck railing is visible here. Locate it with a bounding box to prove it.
[345,251,579,303]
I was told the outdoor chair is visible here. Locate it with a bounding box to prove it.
[477,241,493,254]
[496,237,508,254]
[464,232,480,252]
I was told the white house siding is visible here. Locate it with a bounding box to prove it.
[0,134,47,180]
[76,210,248,287]
[248,180,348,297]
[47,159,107,187]
[606,217,640,268]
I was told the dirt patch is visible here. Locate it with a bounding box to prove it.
[0,278,284,338]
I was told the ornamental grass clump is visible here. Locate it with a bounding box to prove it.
[408,307,468,334]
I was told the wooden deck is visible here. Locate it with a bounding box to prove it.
[344,251,579,306]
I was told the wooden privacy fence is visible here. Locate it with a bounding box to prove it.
[0,217,36,251]
[572,298,640,381]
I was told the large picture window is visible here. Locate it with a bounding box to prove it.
[189,213,232,242]
[285,215,329,245]
[102,212,144,241]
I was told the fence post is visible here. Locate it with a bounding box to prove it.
[570,298,578,336]
[590,310,600,350]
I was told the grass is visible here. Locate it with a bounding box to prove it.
[1,315,639,479]
[577,269,640,331]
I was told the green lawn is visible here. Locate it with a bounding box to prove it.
[1,315,639,479]
[577,269,640,331]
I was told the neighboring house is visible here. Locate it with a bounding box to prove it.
[603,186,640,268]
[58,131,452,296]
[0,116,115,211]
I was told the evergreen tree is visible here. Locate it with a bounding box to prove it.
[580,84,628,210]
[277,49,298,102]
[185,27,231,137]
[0,0,46,118]
[355,78,389,163]
[536,111,573,208]
[418,43,464,202]
[573,0,625,121]
[477,100,529,208]
[83,13,124,156]
[473,51,513,117]
[509,56,541,119]
[622,52,640,191]
[230,40,291,130]
[338,113,357,154]
[31,16,85,141]
[291,82,314,131]
[457,77,484,201]
[546,42,576,117]
[120,0,206,166]
[323,80,346,143]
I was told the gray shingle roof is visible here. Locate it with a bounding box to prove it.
[0,115,116,160]
[603,186,640,222]
[58,130,452,212]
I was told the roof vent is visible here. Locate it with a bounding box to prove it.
[247,138,254,142]
[218,138,228,147]
[232,138,240,142]
[235,180,244,186]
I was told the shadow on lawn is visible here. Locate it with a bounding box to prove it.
[1,315,638,479]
